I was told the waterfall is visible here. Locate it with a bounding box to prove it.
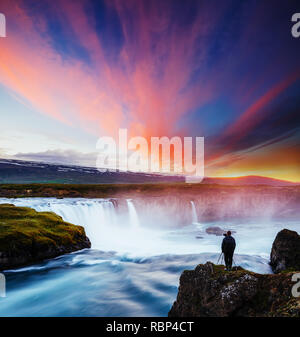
[0,197,209,254]
[11,199,118,248]
[1,198,147,250]
[190,201,198,224]
[127,199,140,228]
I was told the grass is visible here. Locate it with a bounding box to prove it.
[0,182,290,199]
[0,203,87,253]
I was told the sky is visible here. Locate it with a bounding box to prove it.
[0,0,299,181]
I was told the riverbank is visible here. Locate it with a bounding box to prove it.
[169,262,300,317]
[1,184,299,224]
[169,229,300,317]
[0,183,299,199]
[0,204,91,270]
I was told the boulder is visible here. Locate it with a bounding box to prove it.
[270,229,300,273]
[205,226,236,236]
[168,262,300,317]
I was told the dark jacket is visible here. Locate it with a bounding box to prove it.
[222,235,236,253]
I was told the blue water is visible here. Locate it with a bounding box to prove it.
[1,250,270,317]
[0,197,298,317]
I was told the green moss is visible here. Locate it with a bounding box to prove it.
[0,203,86,253]
[0,182,266,198]
[212,264,248,278]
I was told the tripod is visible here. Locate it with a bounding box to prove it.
[217,252,223,265]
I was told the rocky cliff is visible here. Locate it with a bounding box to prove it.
[270,229,300,273]
[169,262,300,317]
[0,204,91,270]
[169,229,300,317]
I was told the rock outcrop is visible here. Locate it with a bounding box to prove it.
[270,229,300,273]
[0,204,91,270]
[205,226,225,236]
[168,262,300,317]
[205,226,236,236]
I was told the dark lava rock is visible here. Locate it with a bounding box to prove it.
[205,226,225,236]
[270,229,300,273]
[168,262,300,317]
[0,204,91,270]
[205,226,236,236]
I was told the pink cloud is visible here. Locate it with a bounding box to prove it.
[0,0,220,142]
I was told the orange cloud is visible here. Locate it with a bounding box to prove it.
[0,0,218,141]
[1,0,299,181]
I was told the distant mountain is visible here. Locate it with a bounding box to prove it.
[202,176,298,186]
[0,159,297,186]
[0,159,184,184]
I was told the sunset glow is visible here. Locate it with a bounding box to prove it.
[0,0,299,181]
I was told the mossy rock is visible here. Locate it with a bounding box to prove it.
[270,229,300,273]
[0,204,91,270]
[169,262,300,317]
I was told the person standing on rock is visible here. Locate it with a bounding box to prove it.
[222,231,236,271]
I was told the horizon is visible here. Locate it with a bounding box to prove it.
[0,0,299,182]
[1,156,299,184]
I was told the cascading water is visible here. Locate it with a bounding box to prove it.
[12,199,118,249]
[0,196,290,316]
[127,199,140,229]
[190,201,198,224]
[0,197,292,257]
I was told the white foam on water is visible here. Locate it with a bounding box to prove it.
[2,197,298,316]
[0,197,299,260]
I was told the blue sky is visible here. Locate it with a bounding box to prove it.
[0,0,299,180]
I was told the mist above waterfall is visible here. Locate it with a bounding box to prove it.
[1,195,299,258]
[0,194,299,317]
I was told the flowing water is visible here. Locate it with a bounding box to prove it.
[127,200,140,229]
[190,201,198,224]
[0,197,299,317]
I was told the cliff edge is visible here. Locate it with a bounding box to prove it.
[169,229,300,317]
[0,204,91,270]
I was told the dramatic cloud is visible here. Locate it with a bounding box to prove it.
[14,149,98,167]
[0,0,299,180]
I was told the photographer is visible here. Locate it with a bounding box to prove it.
[222,231,236,271]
